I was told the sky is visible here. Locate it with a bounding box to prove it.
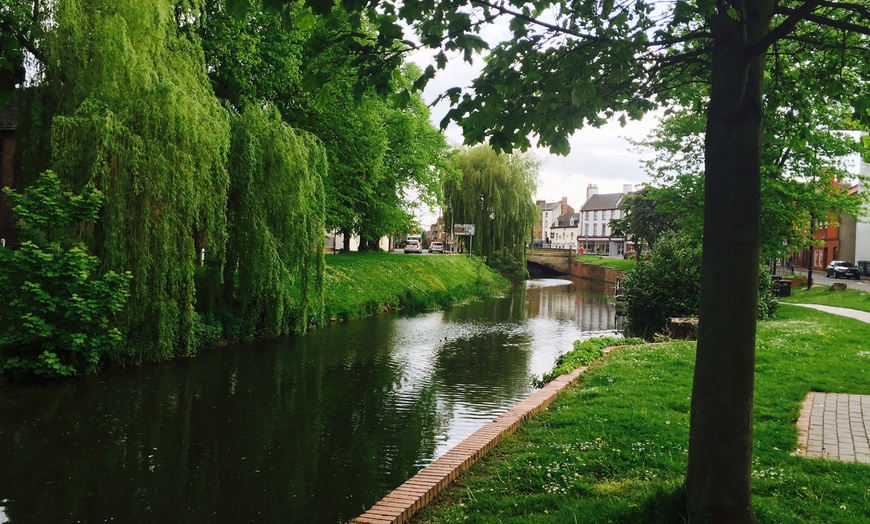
[407,45,660,228]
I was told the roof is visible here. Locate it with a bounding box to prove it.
[580,193,627,211]
[0,92,24,132]
[538,201,561,212]
[551,212,581,229]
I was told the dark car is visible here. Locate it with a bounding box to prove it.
[825,260,861,279]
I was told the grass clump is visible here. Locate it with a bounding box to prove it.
[532,336,646,387]
[410,305,870,523]
[780,285,870,313]
[323,252,509,319]
[576,254,637,272]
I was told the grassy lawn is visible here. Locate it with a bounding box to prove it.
[781,284,870,313]
[323,252,509,319]
[576,254,637,272]
[410,305,870,523]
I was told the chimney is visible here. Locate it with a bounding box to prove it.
[560,196,569,215]
[623,184,633,194]
[586,184,598,199]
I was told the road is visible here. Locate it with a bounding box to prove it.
[786,268,870,291]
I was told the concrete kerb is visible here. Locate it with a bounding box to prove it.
[348,344,640,524]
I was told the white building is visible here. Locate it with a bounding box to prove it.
[577,184,634,256]
[550,212,582,249]
[536,196,573,245]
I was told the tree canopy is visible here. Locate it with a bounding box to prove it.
[631,107,867,261]
[200,4,454,249]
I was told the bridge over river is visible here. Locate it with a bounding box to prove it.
[527,247,625,284]
[527,247,576,276]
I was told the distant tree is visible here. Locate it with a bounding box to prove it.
[445,146,538,277]
[634,106,867,262]
[610,186,677,257]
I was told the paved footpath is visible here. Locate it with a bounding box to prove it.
[789,303,870,464]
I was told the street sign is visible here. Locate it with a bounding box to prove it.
[454,224,475,236]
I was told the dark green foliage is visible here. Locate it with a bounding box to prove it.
[19,0,231,362]
[756,269,778,321]
[488,248,529,281]
[0,171,131,378]
[624,233,779,339]
[623,232,702,340]
[223,105,326,337]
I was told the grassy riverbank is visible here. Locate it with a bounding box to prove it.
[576,254,636,272]
[323,252,510,319]
[410,304,870,523]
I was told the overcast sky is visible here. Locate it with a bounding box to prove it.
[408,45,659,226]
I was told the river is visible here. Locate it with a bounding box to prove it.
[0,277,620,524]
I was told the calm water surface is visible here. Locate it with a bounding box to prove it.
[0,277,619,524]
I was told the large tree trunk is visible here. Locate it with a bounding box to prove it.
[686,1,772,522]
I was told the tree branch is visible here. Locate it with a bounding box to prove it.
[749,0,824,58]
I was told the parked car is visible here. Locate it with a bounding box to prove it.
[429,241,444,254]
[825,260,861,279]
[404,239,422,254]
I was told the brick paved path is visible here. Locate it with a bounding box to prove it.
[795,392,870,464]
[789,304,870,464]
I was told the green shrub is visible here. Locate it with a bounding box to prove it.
[623,232,702,340]
[624,232,780,339]
[757,268,778,320]
[192,312,223,349]
[488,248,530,280]
[0,171,131,378]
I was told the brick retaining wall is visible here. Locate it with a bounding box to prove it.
[569,260,625,283]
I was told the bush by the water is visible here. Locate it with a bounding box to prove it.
[623,232,777,339]
[488,248,530,280]
[0,172,131,378]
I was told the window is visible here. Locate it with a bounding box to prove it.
[584,212,589,221]
[593,224,598,236]
[569,218,575,226]
[594,211,599,220]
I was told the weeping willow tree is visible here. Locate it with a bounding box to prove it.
[17,0,230,361]
[445,146,538,277]
[224,105,326,337]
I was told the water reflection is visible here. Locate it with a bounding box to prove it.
[0,277,619,524]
